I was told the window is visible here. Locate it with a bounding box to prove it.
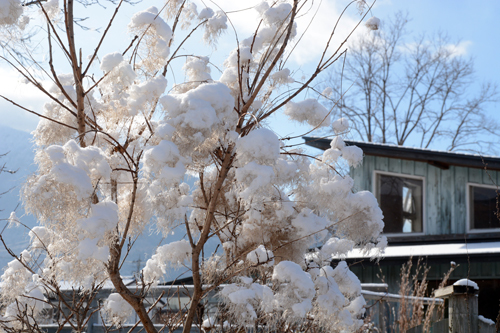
[375,173,423,234]
[469,185,500,230]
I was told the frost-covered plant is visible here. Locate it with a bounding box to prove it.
[0,1,383,333]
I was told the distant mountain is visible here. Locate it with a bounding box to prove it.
[0,125,37,272]
[0,126,207,282]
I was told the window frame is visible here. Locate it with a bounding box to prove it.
[373,170,426,237]
[466,182,500,233]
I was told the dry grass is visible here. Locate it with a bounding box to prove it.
[392,257,456,333]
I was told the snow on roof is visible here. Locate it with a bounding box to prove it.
[303,137,500,170]
[58,277,136,291]
[337,241,500,260]
[344,140,500,159]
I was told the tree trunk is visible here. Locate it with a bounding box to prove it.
[65,0,86,147]
[182,150,234,333]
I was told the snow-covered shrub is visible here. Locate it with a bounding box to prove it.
[0,1,384,332]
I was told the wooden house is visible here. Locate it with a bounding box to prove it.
[305,138,500,321]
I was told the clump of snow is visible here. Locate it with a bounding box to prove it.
[331,261,362,297]
[247,245,274,266]
[271,68,294,85]
[273,261,315,317]
[336,190,384,245]
[236,128,280,166]
[128,6,172,68]
[0,258,32,303]
[174,56,212,93]
[36,140,111,200]
[365,16,380,30]
[7,211,18,227]
[77,237,109,262]
[100,52,124,72]
[322,87,333,98]
[159,82,236,163]
[41,0,59,21]
[220,281,275,325]
[179,2,198,29]
[453,279,479,290]
[330,136,345,150]
[199,8,227,44]
[0,0,23,26]
[75,201,118,262]
[342,145,363,167]
[128,75,168,116]
[143,140,186,184]
[77,201,118,238]
[321,237,355,259]
[346,295,366,321]
[285,99,331,128]
[257,2,292,27]
[291,208,329,243]
[3,279,48,328]
[143,240,192,283]
[104,293,134,326]
[29,226,51,249]
[322,148,342,163]
[332,118,349,133]
[202,316,216,330]
[235,162,275,201]
[478,315,495,325]
[198,7,214,20]
[223,46,253,69]
[324,137,363,167]
[129,6,172,46]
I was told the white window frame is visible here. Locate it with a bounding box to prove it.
[373,170,426,237]
[466,182,500,233]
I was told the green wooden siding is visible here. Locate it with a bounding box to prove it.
[352,156,499,235]
[350,260,500,293]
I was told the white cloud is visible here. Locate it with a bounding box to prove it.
[0,65,48,133]
[193,0,364,67]
[284,1,364,66]
[444,40,472,57]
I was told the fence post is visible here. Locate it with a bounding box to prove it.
[434,279,479,333]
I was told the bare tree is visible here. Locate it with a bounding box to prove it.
[324,12,498,153]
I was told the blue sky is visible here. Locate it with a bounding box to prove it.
[376,0,500,85]
[0,0,499,153]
